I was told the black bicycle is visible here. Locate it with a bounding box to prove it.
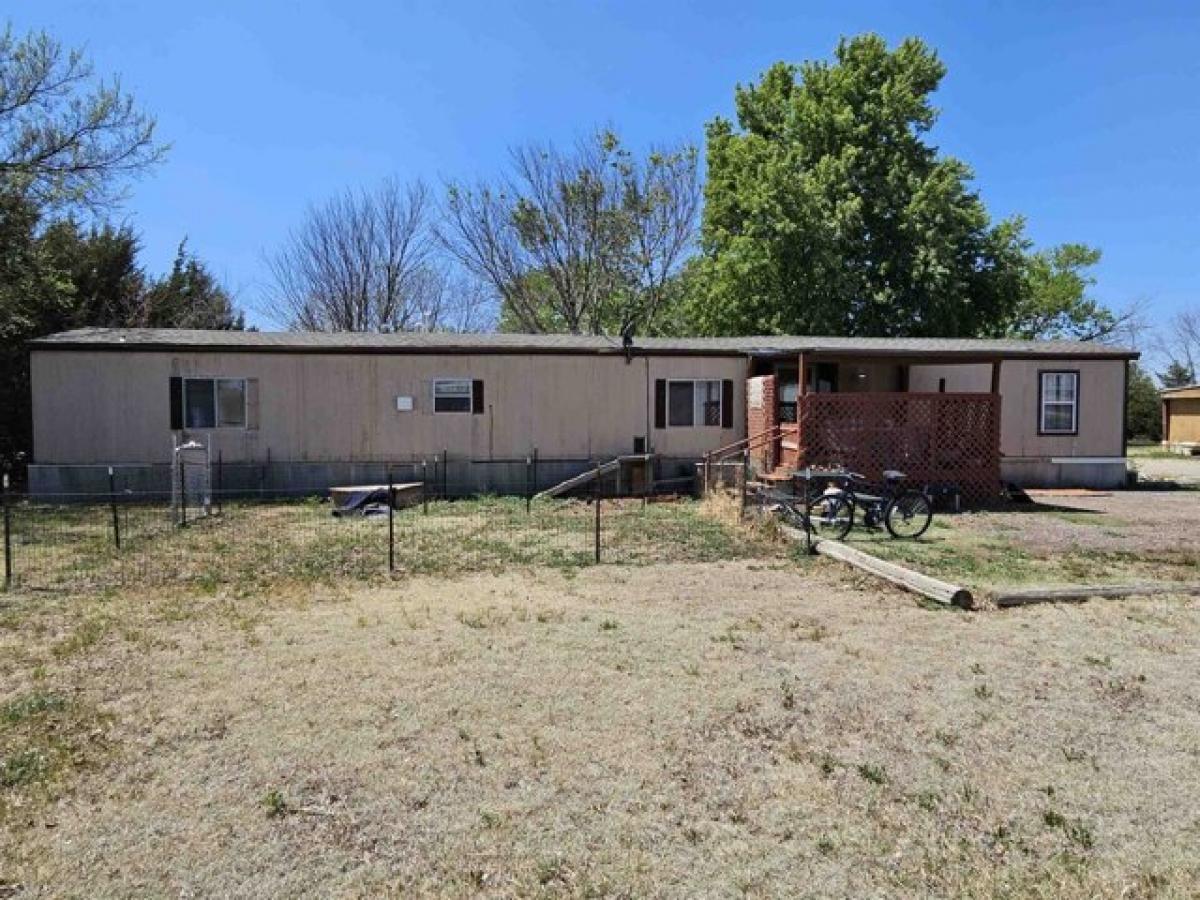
[805,469,933,540]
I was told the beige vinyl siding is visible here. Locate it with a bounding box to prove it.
[31,350,746,464]
[910,359,1126,458]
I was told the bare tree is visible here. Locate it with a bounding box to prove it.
[1157,307,1200,380]
[438,129,700,335]
[0,24,165,209]
[265,180,487,332]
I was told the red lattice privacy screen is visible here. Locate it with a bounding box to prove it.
[796,393,1002,503]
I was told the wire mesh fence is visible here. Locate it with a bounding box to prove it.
[1,478,779,594]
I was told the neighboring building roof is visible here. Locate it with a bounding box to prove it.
[1161,384,1200,397]
[30,327,1139,360]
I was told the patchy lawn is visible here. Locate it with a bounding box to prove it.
[4,495,784,592]
[3,558,1200,897]
[850,490,1200,594]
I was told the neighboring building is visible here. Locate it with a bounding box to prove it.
[1161,384,1200,452]
[27,329,1137,497]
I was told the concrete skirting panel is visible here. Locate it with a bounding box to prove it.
[26,456,705,500]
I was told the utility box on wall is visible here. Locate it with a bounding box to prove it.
[395,396,414,412]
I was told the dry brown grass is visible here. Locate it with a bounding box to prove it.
[3,558,1200,897]
[848,490,1200,593]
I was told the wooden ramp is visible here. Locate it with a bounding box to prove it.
[533,455,653,500]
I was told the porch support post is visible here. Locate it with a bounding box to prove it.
[796,352,808,469]
[990,359,1002,394]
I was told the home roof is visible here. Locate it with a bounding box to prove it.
[1161,383,1200,396]
[30,328,1139,360]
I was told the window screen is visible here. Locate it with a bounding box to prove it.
[180,378,246,429]
[666,379,723,427]
[433,379,473,413]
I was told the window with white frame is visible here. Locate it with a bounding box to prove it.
[432,378,472,413]
[1039,371,1079,434]
[667,379,722,427]
[183,378,246,429]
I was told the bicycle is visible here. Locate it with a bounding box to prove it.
[805,469,933,540]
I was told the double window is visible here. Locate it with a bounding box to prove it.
[181,378,246,429]
[668,379,723,428]
[1039,371,1079,435]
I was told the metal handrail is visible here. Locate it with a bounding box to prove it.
[705,424,784,466]
[701,424,787,494]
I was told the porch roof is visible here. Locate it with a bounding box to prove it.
[32,328,1137,361]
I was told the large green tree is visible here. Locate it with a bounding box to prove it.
[692,35,1114,340]
[0,205,240,462]
[1125,363,1162,442]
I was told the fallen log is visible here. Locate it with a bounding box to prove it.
[992,582,1200,608]
[812,539,973,608]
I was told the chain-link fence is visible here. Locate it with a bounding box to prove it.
[1,472,778,594]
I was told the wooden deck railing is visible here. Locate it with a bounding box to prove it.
[795,392,1002,503]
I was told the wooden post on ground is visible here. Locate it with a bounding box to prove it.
[992,582,1200,608]
[812,539,973,608]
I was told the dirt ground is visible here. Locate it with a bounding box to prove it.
[4,559,1200,898]
[853,489,1199,592]
[1130,454,1200,485]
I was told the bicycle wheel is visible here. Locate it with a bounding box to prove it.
[806,494,853,540]
[884,491,932,539]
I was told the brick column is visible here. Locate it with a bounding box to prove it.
[746,375,777,472]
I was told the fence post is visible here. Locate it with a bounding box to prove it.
[442,447,448,499]
[525,454,533,514]
[594,477,601,564]
[215,450,223,516]
[2,473,11,591]
[387,467,395,572]
[179,455,187,527]
[108,466,121,550]
[421,460,429,515]
[740,449,749,519]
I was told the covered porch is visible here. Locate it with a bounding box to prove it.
[746,350,1003,503]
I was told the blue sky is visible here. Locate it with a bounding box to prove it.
[13,0,1200,339]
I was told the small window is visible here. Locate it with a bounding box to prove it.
[433,378,472,414]
[667,379,722,428]
[1039,371,1079,434]
[182,378,246,429]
